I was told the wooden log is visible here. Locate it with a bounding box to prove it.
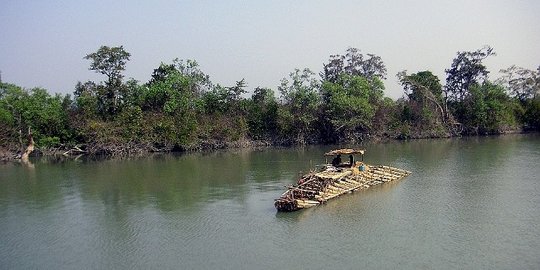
[290,188,319,193]
[334,181,358,189]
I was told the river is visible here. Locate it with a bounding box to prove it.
[1,135,539,269]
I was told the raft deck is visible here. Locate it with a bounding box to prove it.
[274,164,411,212]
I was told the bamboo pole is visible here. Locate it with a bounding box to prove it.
[275,163,412,211]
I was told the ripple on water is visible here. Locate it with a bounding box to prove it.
[1,135,540,269]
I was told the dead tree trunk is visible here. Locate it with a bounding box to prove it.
[21,128,34,162]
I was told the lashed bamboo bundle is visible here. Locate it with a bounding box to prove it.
[275,163,411,212]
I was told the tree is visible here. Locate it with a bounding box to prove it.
[226,79,247,103]
[321,48,387,85]
[252,86,274,104]
[320,75,380,142]
[84,45,131,86]
[397,70,452,137]
[456,82,516,134]
[498,65,540,130]
[0,82,22,148]
[319,49,387,142]
[149,63,176,85]
[146,59,212,113]
[445,46,495,102]
[0,83,72,148]
[278,68,321,144]
[143,60,213,146]
[498,65,540,101]
[73,81,99,117]
[84,46,131,117]
[522,97,540,130]
[398,70,446,123]
[247,87,279,140]
[202,79,247,115]
[146,69,194,114]
[149,59,212,96]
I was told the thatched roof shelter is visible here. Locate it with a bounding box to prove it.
[324,149,365,156]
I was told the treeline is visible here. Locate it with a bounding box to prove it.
[1,45,539,157]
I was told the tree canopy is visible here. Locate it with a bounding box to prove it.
[445,46,495,101]
[84,45,131,86]
[1,44,538,158]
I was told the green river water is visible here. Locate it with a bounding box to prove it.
[1,135,539,269]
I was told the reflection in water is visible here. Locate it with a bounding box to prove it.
[0,149,312,212]
[0,134,539,269]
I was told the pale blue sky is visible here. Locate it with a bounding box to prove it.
[1,0,539,99]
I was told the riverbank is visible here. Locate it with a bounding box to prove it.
[2,130,536,163]
[0,138,274,162]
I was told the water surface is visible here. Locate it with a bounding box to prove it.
[1,135,539,269]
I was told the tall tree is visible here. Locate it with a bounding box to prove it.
[498,65,540,130]
[445,46,495,102]
[247,87,279,140]
[149,59,212,96]
[398,70,446,123]
[318,49,387,142]
[320,74,380,142]
[73,81,99,117]
[84,46,131,86]
[459,82,516,134]
[145,59,210,113]
[498,65,540,101]
[278,68,320,144]
[84,45,131,117]
[321,48,387,84]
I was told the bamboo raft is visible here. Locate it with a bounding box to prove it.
[274,149,411,212]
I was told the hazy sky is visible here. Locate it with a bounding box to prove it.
[1,0,539,99]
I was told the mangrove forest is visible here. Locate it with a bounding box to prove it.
[1,45,539,159]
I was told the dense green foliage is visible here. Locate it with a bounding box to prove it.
[0,83,71,150]
[397,70,448,138]
[445,46,496,102]
[278,68,320,144]
[1,46,538,156]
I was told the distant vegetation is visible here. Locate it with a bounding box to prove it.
[1,45,539,158]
